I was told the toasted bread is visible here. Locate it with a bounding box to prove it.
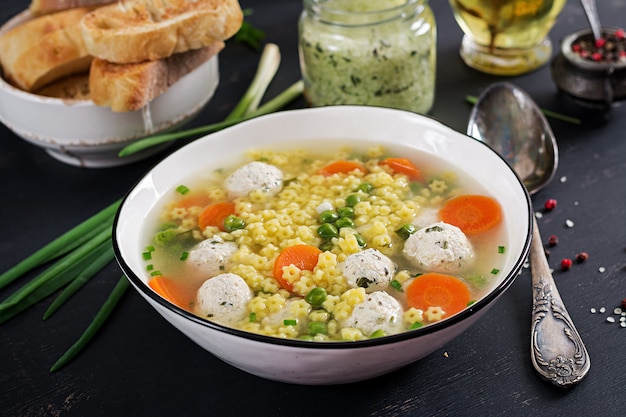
[29,0,115,15]
[11,22,92,91]
[36,73,91,99]
[89,41,223,112]
[0,8,91,91]
[80,0,242,64]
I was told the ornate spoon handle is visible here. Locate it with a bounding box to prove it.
[530,219,590,388]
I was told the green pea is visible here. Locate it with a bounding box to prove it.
[223,215,245,232]
[337,206,355,219]
[317,223,339,239]
[319,210,339,224]
[308,321,328,335]
[395,224,417,240]
[345,194,361,207]
[356,182,374,193]
[354,233,366,248]
[319,241,334,252]
[305,287,327,307]
[335,217,355,229]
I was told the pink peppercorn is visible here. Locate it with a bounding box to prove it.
[595,38,606,48]
[592,52,603,61]
[576,252,589,263]
[548,235,559,246]
[544,199,557,211]
[561,258,573,271]
[616,29,625,39]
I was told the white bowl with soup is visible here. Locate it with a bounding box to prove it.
[113,106,532,384]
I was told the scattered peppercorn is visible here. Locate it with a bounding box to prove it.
[571,28,626,63]
[561,258,573,271]
[544,198,557,211]
[548,235,559,246]
[575,252,589,263]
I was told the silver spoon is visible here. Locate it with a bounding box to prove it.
[580,0,602,41]
[467,82,590,388]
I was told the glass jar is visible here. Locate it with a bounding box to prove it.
[298,0,436,115]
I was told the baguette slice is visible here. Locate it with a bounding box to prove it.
[81,0,242,64]
[0,8,93,91]
[89,40,223,112]
[36,73,91,99]
[29,0,115,15]
[0,8,90,87]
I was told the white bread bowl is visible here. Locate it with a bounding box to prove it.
[0,10,220,168]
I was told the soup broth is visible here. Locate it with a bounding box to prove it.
[143,145,508,341]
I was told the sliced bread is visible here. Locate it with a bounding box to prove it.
[89,40,223,111]
[80,0,242,64]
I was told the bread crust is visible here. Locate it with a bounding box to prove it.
[89,40,223,112]
[29,0,115,15]
[0,8,93,91]
[81,0,242,63]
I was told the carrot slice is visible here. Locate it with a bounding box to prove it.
[379,157,423,181]
[439,194,502,235]
[272,245,322,291]
[198,202,235,232]
[175,193,213,209]
[319,160,367,176]
[406,272,470,319]
[148,276,194,311]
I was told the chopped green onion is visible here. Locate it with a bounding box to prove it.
[150,270,162,277]
[498,246,505,254]
[490,268,500,275]
[179,252,189,261]
[223,215,245,232]
[176,185,190,195]
[50,276,129,373]
[142,252,152,261]
[370,329,386,338]
[146,264,154,271]
[145,245,156,252]
[409,322,423,330]
[390,280,402,291]
[283,319,297,326]
[249,312,257,322]
[467,300,476,306]
[395,224,417,240]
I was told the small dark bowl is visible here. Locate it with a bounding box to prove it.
[551,28,626,115]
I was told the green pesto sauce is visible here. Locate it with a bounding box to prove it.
[298,0,436,114]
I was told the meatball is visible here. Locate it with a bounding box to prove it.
[340,248,396,293]
[195,273,253,326]
[186,237,238,283]
[343,291,404,337]
[403,221,474,273]
[224,161,283,199]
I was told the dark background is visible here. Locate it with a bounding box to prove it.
[1,0,625,416]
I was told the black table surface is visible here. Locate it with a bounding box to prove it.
[2,0,625,416]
